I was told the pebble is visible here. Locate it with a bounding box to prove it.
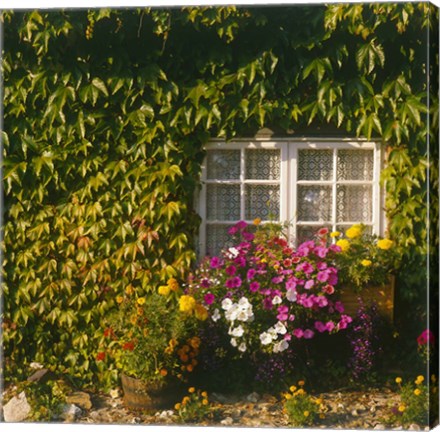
[220,416,234,426]
[131,416,141,424]
[374,424,386,430]
[409,424,421,431]
[3,391,31,422]
[246,392,260,403]
[351,409,359,416]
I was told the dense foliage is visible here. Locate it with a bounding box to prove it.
[1,4,438,386]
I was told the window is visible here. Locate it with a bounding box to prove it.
[198,138,383,257]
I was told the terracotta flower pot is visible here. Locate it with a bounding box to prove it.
[121,373,182,411]
[338,275,395,321]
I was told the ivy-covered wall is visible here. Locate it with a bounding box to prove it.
[2,4,438,386]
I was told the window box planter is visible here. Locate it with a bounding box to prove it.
[338,275,395,321]
[121,374,182,411]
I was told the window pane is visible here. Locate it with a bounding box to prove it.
[298,149,333,181]
[206,224,234,256]
[245,149,280,180]
[297,185,332,221]
[207,150,240,179]
[245,184,280,220]
[297,225,332,245]
[337,185,372,222]
[207,184,241,220]
[337,149,374,181]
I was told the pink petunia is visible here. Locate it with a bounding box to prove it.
[417,329,435,346]
[303,329,315,339]
[242,231,255,242]
[314,321,326,333]
[226,265,237,276]
[304,279,315,289]
[247,269,256,280]
[293,328,304,339]
[334,301,345,313]
[210,256,223,269]
[317,270,329,283]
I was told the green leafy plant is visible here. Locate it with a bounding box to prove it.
[174,387,211,423]
[283,380,325,427]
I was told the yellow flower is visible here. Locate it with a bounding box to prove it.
[167,278,179,292]
[125,285,134,295]
[336,239,350,252]
[330,231,341,238]
[158,285,171,296]
[319,413,325,419]
[201,391,208,398]
[414,389,422,396]
[137,307,143,316]
[159,369,168,377]
[295,389,305,396]
[303,411,310,417]
[395,377,402,384]
[130,315,137,325]
[182,396,190,405]
[289,385,297,392]
[315,398,323,405]
[284,393,292,400]
[116,296,124,304]
[377,238,393,250]
[398,404,406,412]
[202,399,209,406]
[415,375,425,385]
[174,403,181,410]
[136,297,146,305]
[194,303,209,321]
[253,217,262,225]
[361,259,372,267]
[346,226,362,239]
[179,295,196,313]
[298,380,305,386]
[188,387,195,393]
[169,338,178,348]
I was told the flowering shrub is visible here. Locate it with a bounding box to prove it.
[283,380,326,426]
[187,221,352,359]
[97,279,202,383]
[390,375,436,426]
[331,224,400,290]
[174,387,211,423]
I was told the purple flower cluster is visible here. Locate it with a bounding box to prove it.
[348,300,383,380]
[189,221,353,355]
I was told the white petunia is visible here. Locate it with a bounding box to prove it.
[227,247,239,258]
[272,295,282,305]
[225,304,239,322]
[259,332,273,345]
[274,321,287,335]
[237,309,253,322]
[238,297,251,308]
[273,340,289,353]
[211,308,221,322]
[238,342,247,352]
[221,298,233,310]
[230,338,238,347]
[286,289,297,302]
[229,325,244,337]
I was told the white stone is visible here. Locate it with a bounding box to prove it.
[374,424,386,430]
[60,403,83,421]
[409,424,421,431]
[220,416,234,426]
[3,391,31,422]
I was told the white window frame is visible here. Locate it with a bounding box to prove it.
[198,137,384,257]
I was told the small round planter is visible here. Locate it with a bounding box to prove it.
[121,373,181,411]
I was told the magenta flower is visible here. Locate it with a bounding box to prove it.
[304,279,315,289]
[314,321,326,333]
[228,226,239,235]
[249,281,260,292]
[286,278,297,290]
[204,293,215,305]
[303,329,315,339]
[201,278,211,288]
[272,276,284,284]
[317,270,329,282]
[293,329,304,339]
[234,256,247,267]
[236,220,247,230]
[325,321,335,332]
[316,296,328,308]
[417,329,435,346]
[247,269,256,280]
[316,261,328,270]
[323,284,335,295]
[242,231,255,242]
[296,262,314,274]
[277,305,289,321]
[334,301,345,313]
[226,265,237,276]
[263,297,273,310]
[225,277,242,289]
[210,256,223,269]
[314,246,328,258]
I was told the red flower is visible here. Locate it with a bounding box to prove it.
[96,352,106,361]
[317,227,329,236]
[103,327,114,338]
[123,341,135,351]
[417,329,435,346]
